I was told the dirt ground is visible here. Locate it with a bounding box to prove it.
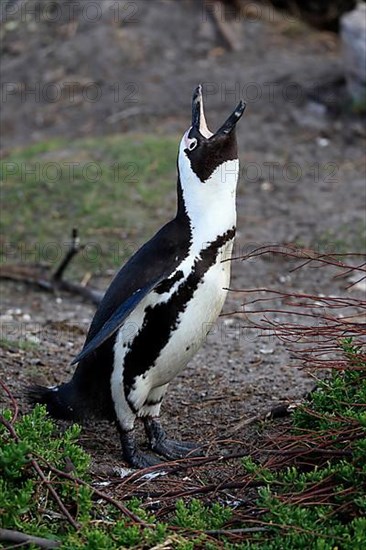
[1,0,365,504]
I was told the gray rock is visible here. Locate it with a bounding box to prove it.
[341,3,366,103]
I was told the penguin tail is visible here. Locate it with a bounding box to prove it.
[27,383,81,421]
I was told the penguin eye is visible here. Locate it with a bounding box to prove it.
[188,138,198,151]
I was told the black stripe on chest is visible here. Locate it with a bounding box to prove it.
[122,227,236,401]
[155,270,184,294]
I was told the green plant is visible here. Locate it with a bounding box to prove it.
[174,499,232,531]
[0,337,40,351]
[241,338,366,549]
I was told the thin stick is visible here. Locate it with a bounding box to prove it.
[205,527,268,536]
[0,380,19,424]
[52,228,82,282]
[229,403,297,434]
[0,528,60,549]
[30,458,80,530]
[39,461,151,527]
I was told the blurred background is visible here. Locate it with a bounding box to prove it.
[0,0,365,458]
[1,0,365,264]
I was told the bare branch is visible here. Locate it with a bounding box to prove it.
[0,528,60,549]
[0,229,103,305]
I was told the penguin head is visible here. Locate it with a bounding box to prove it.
[177,85,246,235]
[179,85,246,184]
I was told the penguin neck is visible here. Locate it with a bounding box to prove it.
[176,163,237,250]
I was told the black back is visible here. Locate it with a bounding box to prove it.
[69,202,191,418]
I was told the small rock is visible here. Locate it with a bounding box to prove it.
[261,181,274,192]
[316,136,329,147]
[223,318,234,326]
[279,274,291,284]
[259,346,275,355]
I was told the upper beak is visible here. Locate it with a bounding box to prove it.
[192,85,213,138]
[192,84,246,137]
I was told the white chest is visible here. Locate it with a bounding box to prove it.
[147,238,233,384]
[113,238,234,409]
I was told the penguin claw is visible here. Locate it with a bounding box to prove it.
[125,450,164,469]
[151,438,203,460]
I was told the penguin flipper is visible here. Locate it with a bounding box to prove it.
[71,274,165,365]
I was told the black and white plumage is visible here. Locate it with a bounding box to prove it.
[30,86,246,468]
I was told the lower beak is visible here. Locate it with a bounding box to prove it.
[216,100,246,135]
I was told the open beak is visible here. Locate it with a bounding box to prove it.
[192,84,246,138]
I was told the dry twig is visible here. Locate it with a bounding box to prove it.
[0,528,60,549]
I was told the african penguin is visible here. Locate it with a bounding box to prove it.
[30,85,246,468]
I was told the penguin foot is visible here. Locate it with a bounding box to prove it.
[118,426,163,468]
[144,417,203,460]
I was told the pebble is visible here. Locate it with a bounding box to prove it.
[259,346,275,355]
[316,137,329,147]
[261,181,274,192]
